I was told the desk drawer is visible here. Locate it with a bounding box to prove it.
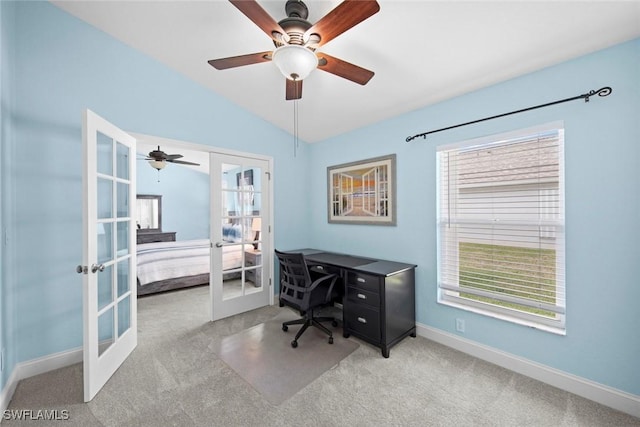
[309,263,339,276]
[345,304,380,342]
[347,287,379,308]
[347,272,381,293]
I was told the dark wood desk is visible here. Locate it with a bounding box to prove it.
[290,249,417,358]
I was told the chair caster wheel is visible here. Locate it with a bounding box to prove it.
[282,325,288,332]
[291,340,298,348]
[332,320,338,327]
[328,336,334,344]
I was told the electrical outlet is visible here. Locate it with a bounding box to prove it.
[456,318,465,333]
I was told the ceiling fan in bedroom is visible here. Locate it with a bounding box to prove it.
[208,0,380,100]
[141,146,200,171]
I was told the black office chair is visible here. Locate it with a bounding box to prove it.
[275,250,339,348]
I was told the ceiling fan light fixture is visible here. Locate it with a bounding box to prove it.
[272,45,318,81]
[149,159,167,170]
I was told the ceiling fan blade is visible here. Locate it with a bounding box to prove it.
[165,154,183,160]
[285,79,303,101]
[304,0,380,48]
[229,0,288,43]
[208,51,272,70]
[168,159,200,166]
[317,53,374,85]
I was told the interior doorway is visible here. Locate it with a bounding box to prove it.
[132,133,274,320]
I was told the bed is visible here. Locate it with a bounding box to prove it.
[136,225,253,296]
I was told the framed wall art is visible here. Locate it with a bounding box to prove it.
[327,154,396,225]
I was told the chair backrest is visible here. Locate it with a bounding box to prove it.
[275,250,313,310]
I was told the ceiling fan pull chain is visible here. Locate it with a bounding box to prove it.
[293,89,299,157]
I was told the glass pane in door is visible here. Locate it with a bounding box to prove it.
[220,163,264,301]
[117,258,130,297]
[244,164,262,294]
[118,296,131,336]
[221,163,239,300]
[97,265,113,311]
[116,141,129,180]
[97,222,113,265]
[117,221,129,255]
[97,179,113,219]
[97,132,113,176]
[97,307,114,357]
[117,182,129,217]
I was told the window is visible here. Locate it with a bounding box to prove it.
[436,122,565,332]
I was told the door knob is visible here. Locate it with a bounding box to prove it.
[91,264,105,273]
[215,241,224,248]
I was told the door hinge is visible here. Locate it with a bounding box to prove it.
[265,171,271,180]
[269,278,272,287]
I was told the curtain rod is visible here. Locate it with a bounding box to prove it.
[405,86,612,142]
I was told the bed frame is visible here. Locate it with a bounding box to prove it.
[137,271,243,297]
[137,274,209,297]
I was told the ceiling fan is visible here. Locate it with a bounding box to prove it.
[208,0,380,100]
[142,146,200,170]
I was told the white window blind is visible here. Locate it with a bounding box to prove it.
[437,123,565,330]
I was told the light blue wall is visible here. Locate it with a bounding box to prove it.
[2,0,638,401]
[308,39,640,395]
[1,0,311,391]
[0,0,16,391]
[137,163,210,241]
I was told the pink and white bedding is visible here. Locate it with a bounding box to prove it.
[136,239,250,286]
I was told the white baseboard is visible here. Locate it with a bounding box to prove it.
[0,347,82,417]
[416,322,640,419]
[0,367,19,419]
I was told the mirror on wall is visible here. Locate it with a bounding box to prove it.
[136,194,161,232]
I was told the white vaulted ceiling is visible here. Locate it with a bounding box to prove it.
[52,1,640,143]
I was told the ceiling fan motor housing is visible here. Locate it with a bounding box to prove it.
[285,0,309,19]
[275,0,313,47]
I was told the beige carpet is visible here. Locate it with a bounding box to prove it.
[213,311,359,405]
[5,286,639,426]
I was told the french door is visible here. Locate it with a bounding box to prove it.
[80,110,137,402]
[210,153,271,320]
